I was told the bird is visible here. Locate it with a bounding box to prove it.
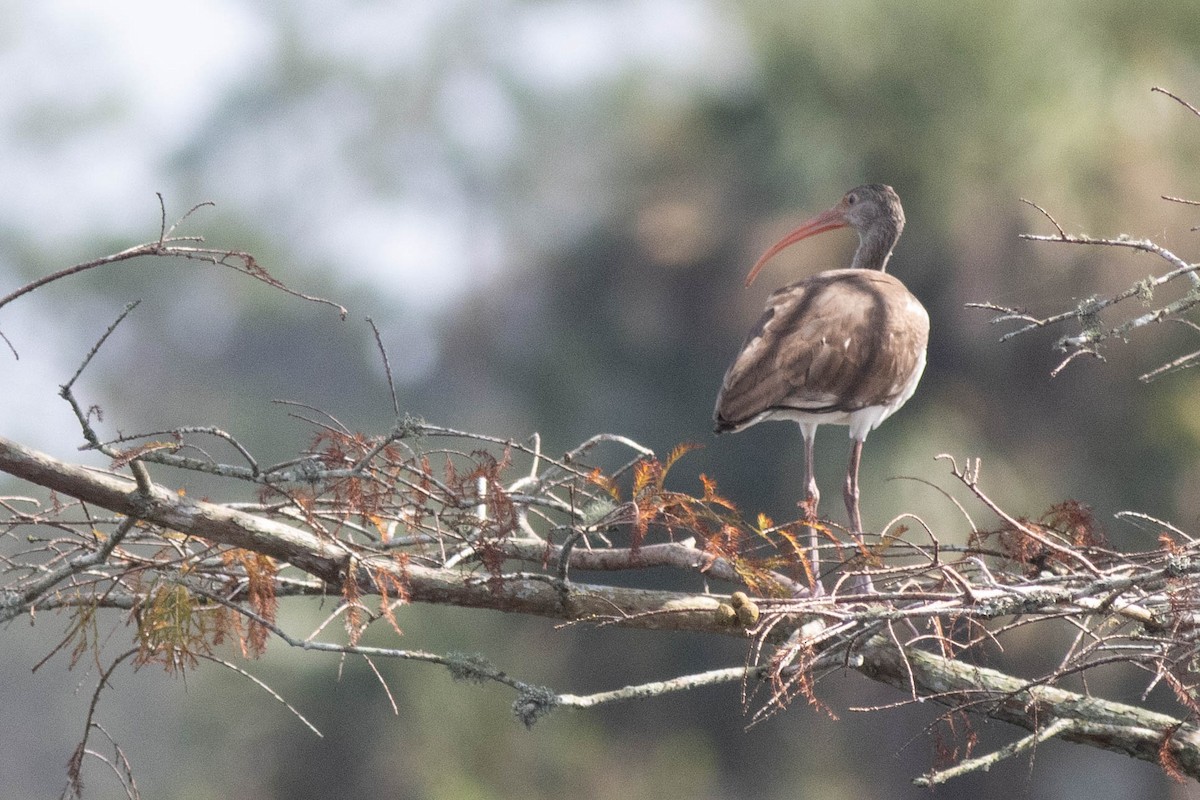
[713,184,929,589]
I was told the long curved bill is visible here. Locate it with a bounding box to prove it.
[743,206,848,287]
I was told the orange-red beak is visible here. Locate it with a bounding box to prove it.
[743,206,848,287]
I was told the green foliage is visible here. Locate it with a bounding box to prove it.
[135,582,213,674]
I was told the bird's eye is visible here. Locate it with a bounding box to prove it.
[846,193,857,205]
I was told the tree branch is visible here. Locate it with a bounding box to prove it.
[861,638,1200,778]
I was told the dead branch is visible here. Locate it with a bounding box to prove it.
[971,88,1200,379]
[864,642,1200,781]
[7,424,1200,782]
[969,231,1200,361]
[0,197,346,360]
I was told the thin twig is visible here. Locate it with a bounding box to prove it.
[366,317,401,419]
[914,717,1075,786]
[198,654,323,736]
[1020,197,1066,239]
[1153,86,1200,119]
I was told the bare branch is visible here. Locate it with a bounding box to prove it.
[556,666,751,708]
[0,199,348,330]
[1153,85,1200,119]
[197,654,323,737]
[1020,197,1067,239]
[367,317,402,419]
[1139,319,1200,382]
[976,91,1200,377]
[972,229,1200,372]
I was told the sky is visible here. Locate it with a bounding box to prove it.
[0,0,747,285]
[0,1,264,234]
[0,0,750,454]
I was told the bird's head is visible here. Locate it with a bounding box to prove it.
[744,184,905,286]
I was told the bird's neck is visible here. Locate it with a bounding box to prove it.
[851,225,900,272]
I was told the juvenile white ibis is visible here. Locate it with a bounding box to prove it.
[714,184,929,587]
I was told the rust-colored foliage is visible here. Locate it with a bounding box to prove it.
[932,711,978,770]
[586,467,620,500]
[266,429,817,603]
[372,557,411,636]
[974,499,1106,575]
[343,557,365,645]
[476,538,509,589]
[1042,500,1105,548]
[754,637,835,724]
[627,445,702,550]
[298,430,416,538]
[753,517,821,590]
[1157,720,1187,783]
[628,448,708,531]
[59,602,102,672]
[219,549,278,658]
[584,446,814,595]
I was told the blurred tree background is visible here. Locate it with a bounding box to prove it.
[3,1,1200,797]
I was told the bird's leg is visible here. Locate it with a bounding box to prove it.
[801,427,822,593]
[844,439,863,536]
[843,438,873,593]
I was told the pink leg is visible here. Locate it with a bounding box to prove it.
[801,427,822,593]
[843,438,874,593]
[843,439,863,535]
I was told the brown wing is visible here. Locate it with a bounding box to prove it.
[714,269,929,432]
